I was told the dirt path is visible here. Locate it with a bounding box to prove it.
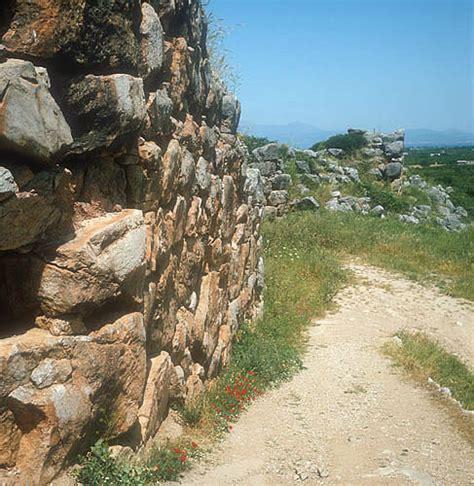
[177,263,474,485]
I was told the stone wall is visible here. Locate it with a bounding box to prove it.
[247,129,406,219]
[0,1,264,483]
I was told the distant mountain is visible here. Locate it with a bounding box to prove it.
[240,122,474,149]
[239,122,338,149]
[405,129,474,147]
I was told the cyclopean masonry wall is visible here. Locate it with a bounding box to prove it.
[0,1,264,483]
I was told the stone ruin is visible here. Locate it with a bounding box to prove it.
[0,1,264,483]
[248,129,468,230]
[248,128,406,218]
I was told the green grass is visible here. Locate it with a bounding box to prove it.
[385,331,474,411]
[266,210,474,301]
[404,146,474,216]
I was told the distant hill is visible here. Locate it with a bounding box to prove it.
[240,122,474,149]
[239,122,338,149]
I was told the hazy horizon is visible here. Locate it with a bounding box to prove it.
[210,0,474,134]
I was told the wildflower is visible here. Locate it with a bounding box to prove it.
[191,441,198,449]
[174,447,181,454]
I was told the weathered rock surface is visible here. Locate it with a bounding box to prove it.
[2,0,142,72]
[0,167,18,201]
[0,59,73,163]
[64,74,146,153]
[252,143,281,162]
[138,352,173,442]
[37,210,146,317]
[139,3,164,82]
[1,312,146,485]
[0,167,74,251]
[384,140,404,159]
[0,1,264,482]
[385,161,403,180]
[294,196,320,211]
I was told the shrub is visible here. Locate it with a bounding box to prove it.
[176,399,205,426]
[240,134,275,152]
[75,440,151,486]
[312,132,367,153]
[76,439,200,485]
[146,442,196,482]
[355,178,410,213]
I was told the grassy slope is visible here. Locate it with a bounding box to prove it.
[266,210,473,301]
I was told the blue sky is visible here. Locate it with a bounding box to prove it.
[208,0,474,133]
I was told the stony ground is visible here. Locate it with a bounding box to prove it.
[176,263,474,485]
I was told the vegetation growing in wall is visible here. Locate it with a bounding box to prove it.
[177,222,346,429]
[204,1,241,92]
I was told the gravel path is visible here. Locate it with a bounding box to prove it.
[177,263,474,485]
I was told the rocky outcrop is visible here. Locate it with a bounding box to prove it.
[0,2,263,483]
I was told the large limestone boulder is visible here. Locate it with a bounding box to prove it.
[271,173,292,190]
[147,88,173,136]
[140,3,164,82]
[244,168,265,205]
[191,272,225,365]
[138,351,173,443]
[220,93,241,134]
[385,161,403,180]
[252,143,281,162]
[384,141,404,159]
[0,59,73,163]
[64,74,146,154]
[2,0,141,72]
[0,312,146,485]
[0,167,18,201]
[382,129,405,143]
[37,210,146,317]
[0,167,74,251]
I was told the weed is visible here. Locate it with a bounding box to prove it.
[176,399,205,427]
[76,439,201,485]
[75,439,150,486]
[385,331,474,410]
[146,440,199,482]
